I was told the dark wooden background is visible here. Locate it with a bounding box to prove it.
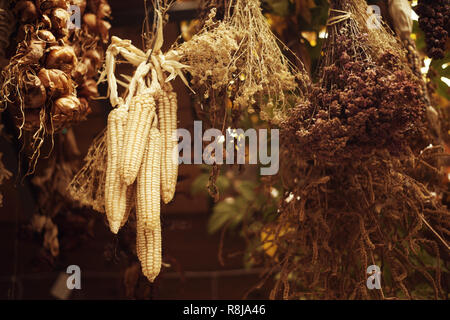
[0,0,272,299]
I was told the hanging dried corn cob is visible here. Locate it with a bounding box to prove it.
[121,93,156,186]
[136,125,161,229]
[105,105,128,234]
[1,0,111,172]
[158,88,178,204]
[69,4,189,282]
[136,221,162,282]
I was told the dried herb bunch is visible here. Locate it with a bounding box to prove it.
[249,148,450,299]
[415,0,449,60]
[0,0,111,172]
[176,0,308,124]
[285,1,427,163]
[244,0,450,300]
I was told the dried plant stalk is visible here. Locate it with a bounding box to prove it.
[175,0,309,124]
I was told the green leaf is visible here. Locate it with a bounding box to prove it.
[191,171,231,196]
[191,173,209,195]
[235,180,257,201]
[208,200,236,234]
[264,0,292,17]
[207,197,248,234]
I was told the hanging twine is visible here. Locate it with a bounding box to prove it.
[326,9,352,26]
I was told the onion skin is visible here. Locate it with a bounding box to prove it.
[40,14,52,29]
[85,49,102,66]
[52,95,90,124]
[23,39,46,64]
[50,8,70,36]
[4,0,109,133]
[37,30,57,44]
[97,2,111,19]
[83,13,97,33]
[38,68,73,98]
[24,81,47,109]
[71,60,89,82]
[45,46,77,74]
[71,0,87,15]
[97,20,111,43]
[79,79,99,98]
[15,1,38,23]
[36,0,68,12]
[52,95,80,122]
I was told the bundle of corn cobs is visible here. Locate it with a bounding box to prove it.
[1,0,111,139]
[69,9,188,281]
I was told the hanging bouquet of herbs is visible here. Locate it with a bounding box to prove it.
[286,0,428,163]
[243,0,450,300]
[176,0,308,125]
